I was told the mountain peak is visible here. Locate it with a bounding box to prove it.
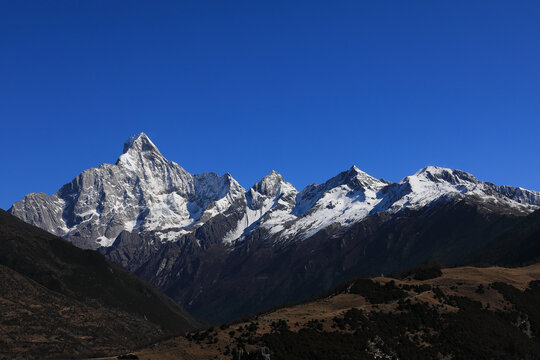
[338,165,382,189]
[116,133,168,171]
[411,166,478,185]
[264,170,284,181]
[122,132,161,155]
[415,165,451,176]
[250,170,294,198]
[348,165,372,177]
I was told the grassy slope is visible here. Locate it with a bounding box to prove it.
[133,263,540,360]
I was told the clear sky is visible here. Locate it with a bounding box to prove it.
[1,1,539,210]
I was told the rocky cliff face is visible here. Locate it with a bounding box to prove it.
[9,133,540,322]
[10,133,247,249]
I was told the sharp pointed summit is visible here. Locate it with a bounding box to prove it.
[117,133,168,171]
[123,132,160,154]
[345,165,383,188]
[250,170,290,197]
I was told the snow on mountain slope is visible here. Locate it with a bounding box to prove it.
[249,166,540,243]
[9,134,540,251]
[221,171,297,243]
[10,133,246,249]
[262,166,388,241]
[386,166,540,213]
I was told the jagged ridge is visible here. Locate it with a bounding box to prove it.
[8,133,540,323]
[9,133,540,251]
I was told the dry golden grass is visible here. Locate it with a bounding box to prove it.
[117,263,540,360]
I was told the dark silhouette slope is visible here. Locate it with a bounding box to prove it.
[466,209,540,266]
[0,209,199,359]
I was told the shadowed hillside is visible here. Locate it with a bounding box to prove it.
[466,209,540,266]
[0,209,199,359]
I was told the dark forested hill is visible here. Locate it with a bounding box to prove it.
[0,209,199,359]
[465,209,540,267]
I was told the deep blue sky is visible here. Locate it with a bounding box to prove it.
[1,1,539,210]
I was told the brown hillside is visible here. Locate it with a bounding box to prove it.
[127,263,540,360]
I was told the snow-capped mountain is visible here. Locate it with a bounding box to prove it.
[9,133,540,323]
[10,133,540,250]
[10,133,246,249]
[237,164,540,246]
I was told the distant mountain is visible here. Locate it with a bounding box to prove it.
[9,133,246,250]
[0,209,198,359]
[11,133,539,251]
[9,133,540,322]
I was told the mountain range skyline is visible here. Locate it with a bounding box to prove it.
[8,131,540,323]
[3,2,540,358]
[3,131,539,212]
[2,2,540,211]
[10,132,540,251]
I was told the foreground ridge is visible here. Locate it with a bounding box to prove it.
[131,263,540,360]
